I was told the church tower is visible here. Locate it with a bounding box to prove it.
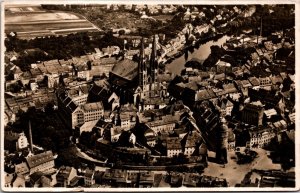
[138,38,146,89]
[150,35,158,83]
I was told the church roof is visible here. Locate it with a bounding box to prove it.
[111,59,138,81]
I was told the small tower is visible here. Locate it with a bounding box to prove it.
[28,120,34,154]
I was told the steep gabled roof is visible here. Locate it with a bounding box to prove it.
[26,151,55,169]
[111,59,138,81]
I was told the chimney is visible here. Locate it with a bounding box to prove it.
[28,120,34,153]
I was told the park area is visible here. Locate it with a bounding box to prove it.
[5,4,100,39]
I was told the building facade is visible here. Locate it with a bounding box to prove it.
[25,151,55,175]
[109,35,168,110]
[57,89,104,129]
[242,102,264,127]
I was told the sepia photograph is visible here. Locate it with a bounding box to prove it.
[1,1,298,191]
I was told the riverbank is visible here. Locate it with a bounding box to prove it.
[162,32,222,65]
[165,34,231,75]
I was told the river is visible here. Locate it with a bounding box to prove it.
[165,35,231,75]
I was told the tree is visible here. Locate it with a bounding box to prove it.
[177,153,188,165]
[119,29,126,36]
[79,131,93,148]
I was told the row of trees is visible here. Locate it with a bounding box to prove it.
[6,105,71,153]
[5,104,87,168]
[227,5,295,37]
[5,32,124,71]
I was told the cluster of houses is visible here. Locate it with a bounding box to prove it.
[71,96,208,162]
[3,4,295,189]
[106,4,178,15]
[238,169,295,187]
[3,4,253,129]
[5,162,229,188]
[169,27,295,153]
[4,150,57,188]
[4,47,123,126]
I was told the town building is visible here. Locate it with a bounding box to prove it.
[234,79,252,96]
[15,162,30,175]
[84,169,95,187]
[215,98,234,117]
[56,166,77,187]
[145,114,180,134]
[28,171,56,187]
[4,131,29,152]
[87,79,120,111]
[227,128,235,151]
[109,35,168,109]
[248,127,275,148]
[166,137,182,157]
[57,87,104,129]
[242,101,264,127]
[25,150,56,175]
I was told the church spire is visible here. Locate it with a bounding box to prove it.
[150,35,158,83]
[138,37,146,88]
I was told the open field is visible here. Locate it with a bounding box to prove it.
[5,5,100,39]
[6,20,94,32]
[5,12,80,23]
[5,4,44,12]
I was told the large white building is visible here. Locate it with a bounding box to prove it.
[248,128,276,148]
[57,86,104,129]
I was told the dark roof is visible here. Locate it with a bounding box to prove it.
[222,83,238,94]
[213,83,238,96]
[166,137,182,150]
[236,80,252,88]
[207,89,216,98]
[26,151,54,169]
[111,59,138,81]
[196,89,211,101]
[214,73,225,80]
[248,77,260,86]
[84,169,94,178]
[140,171,155,183]
[228,128,235,142]
[5,131,20,141]
[185,82,199,91]
[83,102,104,111]
[57,90,79,113]
[100,57,118,64]
[185,132,201,148]
[183,173,201,186]
[29,171,44,183]
[285,130,295,143]
[67,101,78,113]
[217,98,233,109]
[157,73,173,82]
[57,166,74,179]
[270,75,283,85]
[69,176,82,186]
